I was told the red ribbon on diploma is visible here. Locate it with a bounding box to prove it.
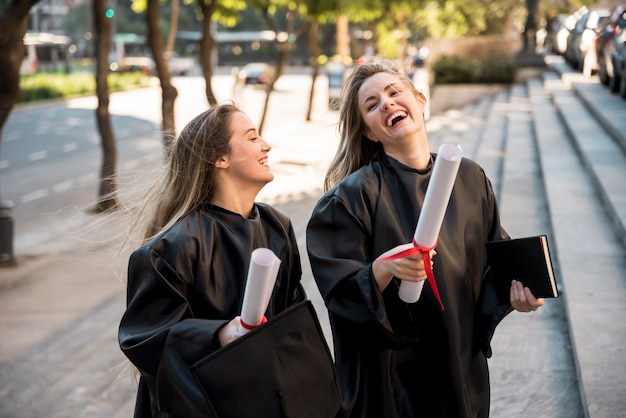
[240,315,268,331]
[380,239,444,310]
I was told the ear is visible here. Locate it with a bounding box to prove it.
[364,129,378,142]
[416,91,427,111]
[215,155,229,169]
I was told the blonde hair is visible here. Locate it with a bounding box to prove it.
[324,58,425,191]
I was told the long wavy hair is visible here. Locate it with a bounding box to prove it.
[131,102,239,242]
[324,58,425,192]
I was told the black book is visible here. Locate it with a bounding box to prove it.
[486,235,559,300]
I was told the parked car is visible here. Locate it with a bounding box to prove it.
[565,8,610,71]
[164,51,195,76]
[109,56,155,75]
[596,5,626,85]
[555,8,587,56]
[108,32,155,75]
[610,15,626,97]
[237,63,276,86]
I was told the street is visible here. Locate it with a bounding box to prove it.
[0,72,335,241]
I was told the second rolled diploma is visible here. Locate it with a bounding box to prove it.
[376,143,463,304]
[238,248,281,333]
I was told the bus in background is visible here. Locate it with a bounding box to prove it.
[21,32,71,75]
[109,33,155,74]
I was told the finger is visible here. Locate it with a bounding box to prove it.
[524,287,545,309]
[510,280,523,301]
[510,281,528,312]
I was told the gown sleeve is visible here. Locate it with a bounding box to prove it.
[119,245,226,416]
[307,191,417,349]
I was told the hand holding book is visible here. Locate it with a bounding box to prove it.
[486,235,559,304]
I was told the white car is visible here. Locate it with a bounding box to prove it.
[165,51,195,76]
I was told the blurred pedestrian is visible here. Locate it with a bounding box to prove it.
[306,58,544,418]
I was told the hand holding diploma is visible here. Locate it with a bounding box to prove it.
[376,143,463,307]
[238,248,281,333]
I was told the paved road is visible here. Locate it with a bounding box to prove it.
[1,73,334,240]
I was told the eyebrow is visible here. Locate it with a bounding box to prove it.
[362,83,399,106]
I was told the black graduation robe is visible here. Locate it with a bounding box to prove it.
[119,203,305,417]
[306,153,513,418]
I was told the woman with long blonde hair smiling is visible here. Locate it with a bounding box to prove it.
[118,103,309,416]
[306,58,543,418]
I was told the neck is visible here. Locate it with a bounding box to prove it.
[385,136,431,170]
[210,186,260,218]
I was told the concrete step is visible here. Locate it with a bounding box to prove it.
[545,55,626,154]
[428,67,626,416]
[536,63,626,418]
[543,70,626,248]
[480,81,582,417]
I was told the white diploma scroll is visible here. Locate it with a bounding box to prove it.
[397,143,463,303]
[238,248,281,333]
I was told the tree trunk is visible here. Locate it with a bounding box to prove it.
[0,0,40,155]
[256,2,302,134]
[164,0,180,75]
[0,0,40,264]
[165,0,179,55]
[305,19,320,122]
[147,0,178,152]
[198,0,218,106]
[92,0,118,211]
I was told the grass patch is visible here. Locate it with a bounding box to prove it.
[19,72,152,103]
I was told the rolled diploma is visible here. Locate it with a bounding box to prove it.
[398,143,463,303]
[238,248,281,333]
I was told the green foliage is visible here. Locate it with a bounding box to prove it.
[431,55,476,84]
[412,0,521,39]
[475,54,517,83]
[432,54,517,84]
[18,73,150,104]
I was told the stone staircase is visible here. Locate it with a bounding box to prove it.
[426,55,626,417]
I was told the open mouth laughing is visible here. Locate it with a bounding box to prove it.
[386,111,408,127]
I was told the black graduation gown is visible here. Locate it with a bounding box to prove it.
[119,203,305,417]
[306,153,513,418]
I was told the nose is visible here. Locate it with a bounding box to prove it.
[261,137,271,152]
[381,95,395,111]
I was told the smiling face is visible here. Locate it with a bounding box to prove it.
[216,111,274,188]
[357,72,427,158]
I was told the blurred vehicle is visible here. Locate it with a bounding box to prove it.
[610,14,626,96]
[596,5,626,85]
[110,56,155,74]
[164,51,195,76]
[555,9,586,55]
[237,63,276,85]
[109,33,155,75]
[21,32,71,75]
[565,8,610,71]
